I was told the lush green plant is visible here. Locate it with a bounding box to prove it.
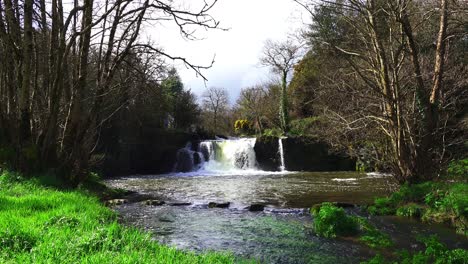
[446,158,468,179]
[0,171,250,263]
[368,182,436,216]
[289,117,320,137]
[396,203,426,218]
[368,177,467,235]
[262,128,283,137]
[311,203,359,238]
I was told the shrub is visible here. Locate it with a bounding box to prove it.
[262,128,283,137]
[446,158,468,179]
[396,203,426,218]
[289,117,320,137]
[311,203,359,238]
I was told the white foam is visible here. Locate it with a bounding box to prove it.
[331,178,357,182]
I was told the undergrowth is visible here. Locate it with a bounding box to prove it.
[367,159,467,235]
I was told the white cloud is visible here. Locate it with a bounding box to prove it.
[146,0,308,103]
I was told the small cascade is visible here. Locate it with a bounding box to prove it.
[174,138,258,173]
[278,138,286,171]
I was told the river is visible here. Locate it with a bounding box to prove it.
[104,138,467,263]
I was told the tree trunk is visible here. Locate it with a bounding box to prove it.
[279,71,289,132]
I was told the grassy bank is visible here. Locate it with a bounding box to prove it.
[0,171,246,263]
[367,159,467,236]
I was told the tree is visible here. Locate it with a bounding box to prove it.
[0,0,222,182]
[202,86,229,134]
[260,39,302,133]
[294,0,467,182]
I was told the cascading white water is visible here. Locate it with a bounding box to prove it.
[278,138,286,171]
[174,138,258,173]
[202,138,258,172]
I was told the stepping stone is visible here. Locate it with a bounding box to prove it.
[145,200,165,206]
[208,202,230,208]
[104,199,128,206]
[248,204,265,212]
[167,201,192,206]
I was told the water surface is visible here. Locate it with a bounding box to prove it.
[105,172,466,263]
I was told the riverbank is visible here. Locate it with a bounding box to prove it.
[0,170,247,263]
[367,159,467,236]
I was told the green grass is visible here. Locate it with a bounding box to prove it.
[0,171,249,263]
[367,177,467,235]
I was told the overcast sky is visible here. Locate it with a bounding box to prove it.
[149,0,309,104]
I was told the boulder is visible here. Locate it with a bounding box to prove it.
[167,201,192,206]
[248,204,265,212]
[208,202,230,208]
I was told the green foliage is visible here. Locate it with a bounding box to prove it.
[396,203,426,218]
[368,174,467,235]
[262,128,283,137]
[368,182,436,216]
[311,203,359,238]
[289,117,320,137]
[0,170,248,263]
[446,158,468,179]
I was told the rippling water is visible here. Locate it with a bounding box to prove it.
[105,172,466,263]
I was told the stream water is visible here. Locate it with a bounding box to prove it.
[105,138,467,263]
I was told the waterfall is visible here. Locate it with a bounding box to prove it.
[174,138,258,173]
[278,138,286,171]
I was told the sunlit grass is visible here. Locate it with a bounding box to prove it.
[0,171,251,263]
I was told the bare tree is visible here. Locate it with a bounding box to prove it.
[0,0,223,182]
[260,39,302,132]
[293,0,467,182]
[202,86,229,133]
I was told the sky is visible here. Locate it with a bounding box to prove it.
[149,0,310,104]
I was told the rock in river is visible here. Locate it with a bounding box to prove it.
[208,202,230,208]
[145,200,165,206]
[167,201,192,206]
[104,199,128,206]
[248,204,265,212]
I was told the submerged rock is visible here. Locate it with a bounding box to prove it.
[158,214,176,222]
[145,200,165,206]
[167,201,192,206]
[208,202,230,208]
[248,204,265,212]
[104,199,128,206]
